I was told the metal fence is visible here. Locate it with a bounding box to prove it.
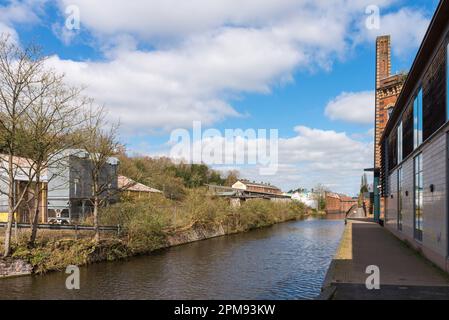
[0,222,121,236]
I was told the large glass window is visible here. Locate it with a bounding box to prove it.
[413,88,423,149]
[397,122,403,163]
[397,167,403,231]
[414,154,423,241]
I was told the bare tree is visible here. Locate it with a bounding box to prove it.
[81,108,120,242]
[224,170,239,187]
[22,80,89,246]
[0,35,53,257]
[312,184,329,211]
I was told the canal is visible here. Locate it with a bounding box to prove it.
[0,216,345,300]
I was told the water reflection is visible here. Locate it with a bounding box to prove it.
[0,216,345,300]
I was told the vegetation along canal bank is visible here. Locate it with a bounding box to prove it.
[0,190,317,276]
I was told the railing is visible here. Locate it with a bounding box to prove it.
[0,222,121,236]
[345,204,359,218]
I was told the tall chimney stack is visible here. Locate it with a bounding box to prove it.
[375,35,391,90]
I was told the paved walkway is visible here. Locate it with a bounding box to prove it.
[321,218,449,300]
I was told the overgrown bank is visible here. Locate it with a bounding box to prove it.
[3,190,316,275]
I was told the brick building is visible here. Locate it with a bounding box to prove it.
[373,35,406,219]
[325,192,358,215]
[380,0,449,271]
[232,180,282,196]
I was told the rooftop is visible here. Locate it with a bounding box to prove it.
[118,175,162,193]
[238,179,281,190]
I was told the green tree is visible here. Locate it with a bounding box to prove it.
[360,173,369,194]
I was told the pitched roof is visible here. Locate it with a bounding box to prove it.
[238,179,280,189]
[118,175,162,193]
[0,154,48,181]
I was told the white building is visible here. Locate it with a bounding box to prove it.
[291,192,318,209]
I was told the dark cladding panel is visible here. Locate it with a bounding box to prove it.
[423,43,447,141]
[380,139,389,197]
[388,130,397,172]
[402,102,414,158]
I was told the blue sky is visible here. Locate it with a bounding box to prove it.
[0,0,441,195]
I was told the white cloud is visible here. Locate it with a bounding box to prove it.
[147,125,373,195]
[0,0,46,42]
[46,26,306,132]
[0,0,44,25]
[357,8,430,57]
[0,0,427,133]
[0,22,18,43]
[260,126,373,194]
[48,0,416,132]
[351,128,375,140]
[56,0,391,41]
[325,91,374,124]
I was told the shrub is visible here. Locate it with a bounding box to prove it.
[100,199,168,253]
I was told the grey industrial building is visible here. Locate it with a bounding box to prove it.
[46,149,119,223]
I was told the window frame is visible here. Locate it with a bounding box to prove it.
[447,42,449,120]
[413,88,423,150]
[73,178,80,197]
[387,106,394,120]
[397,167,403,231]
[397,122,403,163]
[414,153,423,241]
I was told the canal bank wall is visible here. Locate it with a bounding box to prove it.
[1,213,323,278]
[166,223,227,246]
[0,258,32,278]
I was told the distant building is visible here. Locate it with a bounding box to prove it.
[118,175,162,199]
[291,192,318,209]
[380,0,449,272]
[232,180,282,196]
[207,180,288,207]
[325,192,357,214]
[46,149,119,223]
[0,156,48,223]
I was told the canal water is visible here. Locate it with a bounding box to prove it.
[0,216,345,300]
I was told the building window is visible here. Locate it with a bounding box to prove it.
[414,154,423,241]
[402,102,414,159]
[397,167,403,231]
[413,88,423,149]
[388,131,397,171]
[397,122,403,163]
[387,107,394,120]
[74,178,80,197]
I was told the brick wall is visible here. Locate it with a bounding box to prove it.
[325,194,358,214]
